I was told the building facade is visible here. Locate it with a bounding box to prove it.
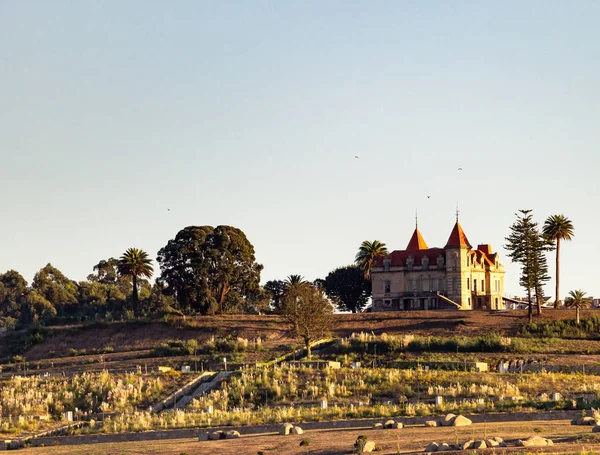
[371,220,505,311]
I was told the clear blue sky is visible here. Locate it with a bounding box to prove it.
[1,1,599,299]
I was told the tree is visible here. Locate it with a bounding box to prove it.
[543,214,574,307]
[32,264,79,318]
[564,289,590,324]
[504,210,552,321]
[355,240,387,279]
[281,282,333,358]
[323,265,371,313]
[264,279,286,313]
[285,274,306,286]
[157,225,263,315]
[117,248,154,316]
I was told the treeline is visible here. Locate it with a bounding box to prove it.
[0,225,372,331]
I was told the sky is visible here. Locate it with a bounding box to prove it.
[1,1,599,299]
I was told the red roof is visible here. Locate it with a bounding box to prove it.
[445,222,472,248]
[406,228,429,250]
[376,247,446,267]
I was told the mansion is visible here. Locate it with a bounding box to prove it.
[371,220,505,311]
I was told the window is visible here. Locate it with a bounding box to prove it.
[467,278,470,290]
[453,278,458,291]
[385,280,391,293]
[473,280,477,292]
[495,297,499,309]
[384,261,390,272]
[481,280,484,292]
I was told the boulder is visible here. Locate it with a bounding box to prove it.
[517,436,553,447]
[372,423,383,430]
[572,416,597,425]
[362,440,376,453]
[438,442,451,451]
[280,423,294,435]
[292,426,303,435]
[471,440,487,449]
[452,415,472,427]
[593,425,600,433]
[441,413,456,426]
[393,421,404,429]
[460,440,474,450]
[226,430,240,439]
[384,419,396,429]
[425,420,439,427]
[424,442,439,452]
[485,439,499,447]
[198,433,209,441]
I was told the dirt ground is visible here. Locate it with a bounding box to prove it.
[15,309,594,361]
[17,420,600,455]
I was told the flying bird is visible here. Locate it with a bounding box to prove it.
[427,196,431,199]
[354,155,359,159]
[458,167,463,171]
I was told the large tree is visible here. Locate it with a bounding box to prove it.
[564,289,590,324]
[282,282,333,358]
[355,240,387,279]
[157,225,262,315]
[117,248,154,316]
[1,270,56,327]
[543,214,574,307]
[264,279,286,313]
[32,264,79,317]
[323,265,371,313]
[504,210,552,321]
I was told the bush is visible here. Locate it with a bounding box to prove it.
[300,438,310,446]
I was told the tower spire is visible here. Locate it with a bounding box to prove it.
[415,209,418,228]
[455,203,460,222]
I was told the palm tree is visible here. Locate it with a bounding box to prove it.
[564,289,590,324]
[355,240,388,279]
[543,215,574,307]
[117,248,154,316]
[285,275,306,286]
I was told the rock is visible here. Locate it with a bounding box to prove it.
[372,423,383,429]
[362,440,376,453]
[572,416,597,426]
[485,439,499,447]
[425,442,439,452]
[452,415,472,427]
[471,440,487,449]
[441,413,456,426]
[438,442,451,451]
[593,425,600,433]
[425,420,439,427]
[384,419,396,429]
[517,436,553,447]
[226,430,240,439]
[280,423,294,435]
[198,433,209,441]
[292,426,303,435]
[209,431,223,440]
[460,440,474,450]
[393,421,404,429]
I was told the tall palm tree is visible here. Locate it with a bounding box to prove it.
[543,215,574,307]
[117,248,154,316]
[355,240,388,279]
[565,289,590,324]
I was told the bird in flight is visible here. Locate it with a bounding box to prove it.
[354,155,359,159]
[427,196,431,199]
[458,167,463,171]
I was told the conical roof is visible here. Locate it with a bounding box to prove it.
[406,228,429,250]
[445,221,472,248]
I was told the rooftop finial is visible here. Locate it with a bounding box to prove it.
[415,209,418,228]
[455,203,460,222]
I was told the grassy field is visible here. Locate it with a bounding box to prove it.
[16,420,600,454]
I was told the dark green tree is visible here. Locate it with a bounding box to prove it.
[543,214,575,307]
[264,279,286,313]
[117,248,154,316]
[355,240,387,279]
[157,225,262,315]
[504,210,552,321]
[323,265,371,313]
[282,282,333,358]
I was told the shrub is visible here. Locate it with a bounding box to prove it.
[300,438,310,446]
